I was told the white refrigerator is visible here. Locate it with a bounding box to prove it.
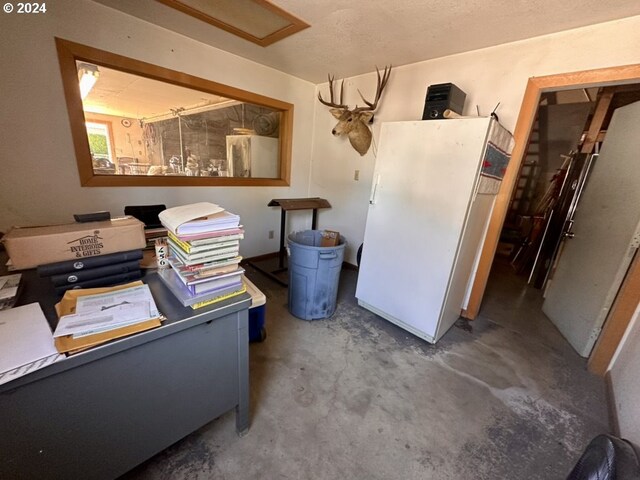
[355,117,513,343]
[226,135,279,178]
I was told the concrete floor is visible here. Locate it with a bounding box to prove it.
[122,259,609,479]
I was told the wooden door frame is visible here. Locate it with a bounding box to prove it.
[463,63,640,375]
[589,251,640,374]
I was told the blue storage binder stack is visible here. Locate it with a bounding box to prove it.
[37,249,143,295]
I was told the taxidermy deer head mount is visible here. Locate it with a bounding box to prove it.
[318,66,391,156]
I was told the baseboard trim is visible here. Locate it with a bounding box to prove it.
[243,253,357,271]
[242,252,280,264]
[605,370,620,436]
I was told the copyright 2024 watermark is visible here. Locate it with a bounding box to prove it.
[3,3,47,13]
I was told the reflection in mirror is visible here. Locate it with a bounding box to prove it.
[55,38,293,187]
[79,63,281,178]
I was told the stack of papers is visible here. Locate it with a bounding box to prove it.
[53,283,162,353]
[159,202,217,233]
[54,285,158,338]
[0,303,64,386]
[174,210,241,235]
[159,202,241,235]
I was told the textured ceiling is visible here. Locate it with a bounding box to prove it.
[94,0,640,83]
[81,63,227,118]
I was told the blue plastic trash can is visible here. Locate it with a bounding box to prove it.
[287,230,346,320]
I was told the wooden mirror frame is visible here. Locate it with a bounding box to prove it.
[55,37,293,187]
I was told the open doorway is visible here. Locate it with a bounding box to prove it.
[504,86,640,285]
[466,66,640,373]
[489,84,640,346]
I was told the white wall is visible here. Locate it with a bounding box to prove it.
[609,304,640,444]
[0,0,316,258]
[309,15,640,264]
[2,5,640,264]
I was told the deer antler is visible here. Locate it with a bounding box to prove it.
[317,74,348,109]
[353,66,392,113]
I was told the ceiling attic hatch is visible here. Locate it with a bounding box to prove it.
[155,0,310,46]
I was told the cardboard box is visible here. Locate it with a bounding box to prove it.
[320,230,340,247]
[3,217,146,270]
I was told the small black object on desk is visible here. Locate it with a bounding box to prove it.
[124,204,166,229]
[73,211,111,223]
[250,198,331,287]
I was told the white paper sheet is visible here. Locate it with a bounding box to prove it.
[158,202,223,234]
[0,303,64,385]
[74,284,159,318]
[53,301,151,338]
[0,352,63,386]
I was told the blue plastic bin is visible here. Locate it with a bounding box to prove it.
[287,230,346,320]
[244,275,267,342]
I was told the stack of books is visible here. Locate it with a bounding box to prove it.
[157,202,247,309]
[37,250,143,295]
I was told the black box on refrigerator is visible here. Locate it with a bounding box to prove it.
[422,83,466,120]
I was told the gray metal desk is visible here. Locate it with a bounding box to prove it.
[0,271,251,479]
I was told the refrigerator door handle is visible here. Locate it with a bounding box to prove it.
[369,174,381,204]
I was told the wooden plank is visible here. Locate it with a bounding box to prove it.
[268,198,331,210]
[588,251,640,375]
[155,0,310,47]
[581,88,614,154]
[531,64,640,90]
[464,63,640,321]
[610,83,640,94]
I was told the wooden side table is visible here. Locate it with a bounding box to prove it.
[251,197,331,286]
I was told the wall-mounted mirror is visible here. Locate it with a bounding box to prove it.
[55,38,293,187]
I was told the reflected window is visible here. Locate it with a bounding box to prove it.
[86,121,116,174]
[79,63,281,179]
